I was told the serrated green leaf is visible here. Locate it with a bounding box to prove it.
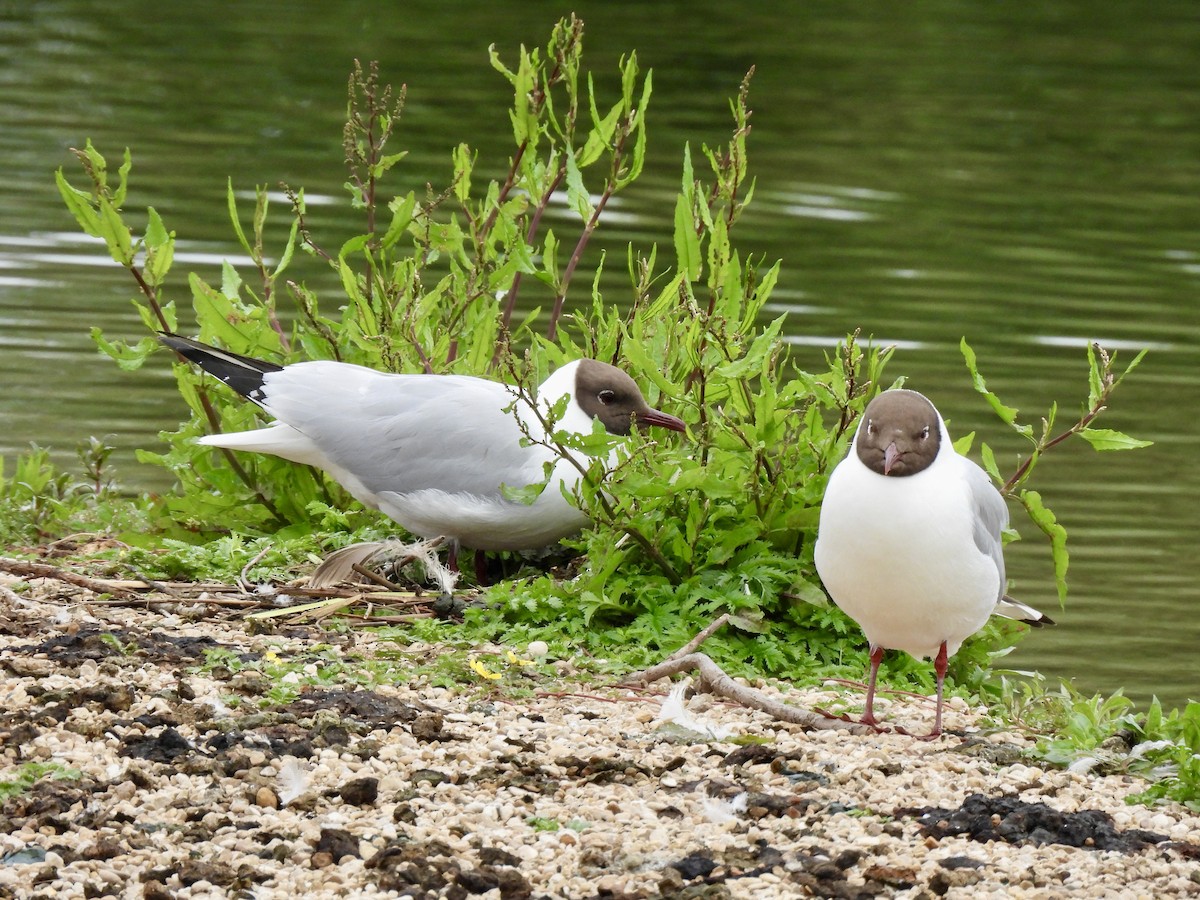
[789,581,829,607]
[451,144,473,204]
[580,83,622,167]
[372,150,408,180]
[487,42,517,83]
[144,216,175,286]
[1119,348,1149,382]
[90,329,160,371]
[1076,428,1153,451]
[55,169,102,237]
[1020,489,1068,605]
[1086,342,1104,408]
[144,207,170,249]
[97,197,132,264]
[961,337,1032,438]
[251,186,269,253]
[79,140,107,185]
[673,192,701,281]
[226,179,252,256]
[275,217,299,278]
[382,192,417,250]
[135,297,174,333]
[620,69,652,187]
[563,151,592,220]
[191,274,247,349]
[220,261,243,299]
[500,473,551,505]
[339,234,371,259]
[953,431,975,455]
[113,147,132,207]
[979,441,1002,483]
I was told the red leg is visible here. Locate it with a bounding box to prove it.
[862,645,885,726]
[920,641,949,740]
[446,541,460,573]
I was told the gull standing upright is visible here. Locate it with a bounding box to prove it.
[159,333,686,581]
[814,389,1051,738]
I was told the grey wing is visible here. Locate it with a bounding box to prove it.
[260,363,552,498]
[963,457,1008,603]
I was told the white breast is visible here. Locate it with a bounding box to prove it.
[814,453,1000,660]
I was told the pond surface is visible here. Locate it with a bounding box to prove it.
[3,1,1199,707]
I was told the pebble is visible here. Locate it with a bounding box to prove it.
[256,786,280,808]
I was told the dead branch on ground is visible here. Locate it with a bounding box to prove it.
[623,616,870,734]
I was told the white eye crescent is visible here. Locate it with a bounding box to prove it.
[598,389,616,405]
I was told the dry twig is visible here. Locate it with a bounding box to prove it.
[624,615,870,734]
[351,563,406,592]
[625,652,868,733]
[0,557,140,599]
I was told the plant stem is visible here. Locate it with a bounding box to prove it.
[1002,402,1107,495]
[128,265,169,331]
[194,390,286,526]
[548,182,614,342]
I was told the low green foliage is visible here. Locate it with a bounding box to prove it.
[1127,700,1200,809]
[187,634,574,711]
[523,815,589,833]
[0,440,148,547]
[996,677,1139,762]
[992,676,1200,810]
[0,762,83,801]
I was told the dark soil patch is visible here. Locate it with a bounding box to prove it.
[897,793,1170,852]
[16,627,239,667]
[279,687,427,728]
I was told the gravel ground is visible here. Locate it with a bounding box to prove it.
[2,574,1199,899]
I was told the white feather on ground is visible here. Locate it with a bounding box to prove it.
[276,758,311,806]
[652,680,737,740]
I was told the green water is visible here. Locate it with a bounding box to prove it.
[2,1,1199,706]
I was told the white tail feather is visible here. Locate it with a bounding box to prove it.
[995,595,1054,626]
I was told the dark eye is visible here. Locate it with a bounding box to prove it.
[919,426,930,440]
[598,389,617,405]
[865,419,875,435]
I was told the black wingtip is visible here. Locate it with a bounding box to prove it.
[159,332,283,403]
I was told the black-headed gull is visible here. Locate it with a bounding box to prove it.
[814,388,1051,738]
[159,333,686,576]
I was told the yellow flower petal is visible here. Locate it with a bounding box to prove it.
[506,650,533,666]
[469,658,502,681]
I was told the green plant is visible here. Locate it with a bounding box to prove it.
[0,439,141,546]
[1125,699,1200,809]
[996,677,1138,764]
[0,762,83,801]
[97,632,137,657]
[991,675,1200,810]
[962,340,1149,604]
